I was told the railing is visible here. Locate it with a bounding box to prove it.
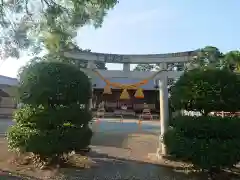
[212,112,240,117]
[180,110,240,117]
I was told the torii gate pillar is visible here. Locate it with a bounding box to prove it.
[158,63,169,156]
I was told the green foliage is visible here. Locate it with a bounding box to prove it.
[0,0,118,59]
[133,64,155,71]
[222,51,240,72]
[8,106,92,157]
[189,46,223,70]
[164,116,240,170]
[7,61,93,161]
[18,61,91,106]
[171,68,240,115]
[133,46,240,72]
[52,48,107,69]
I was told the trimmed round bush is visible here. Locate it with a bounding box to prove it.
[171,69,240,115]
[7,61,93,162]
[165,69,240,174]
[164,116,240,171]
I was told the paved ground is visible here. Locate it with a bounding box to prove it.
[91,119,160,133]
[0,119,13,135]
[1,118,237,179]
[0,118,161,135]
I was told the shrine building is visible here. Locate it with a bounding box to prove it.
[64,50,196,116]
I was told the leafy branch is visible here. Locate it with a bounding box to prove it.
[0,0,118,59]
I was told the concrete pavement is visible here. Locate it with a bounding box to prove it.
[0,118,160,136]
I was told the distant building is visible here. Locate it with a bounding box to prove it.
[0,75,18,117]
[0,75,18,88]
[63,50,195,115]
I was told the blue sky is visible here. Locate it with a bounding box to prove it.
[1,0,239,78]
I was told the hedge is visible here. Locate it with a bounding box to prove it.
[164,116,240,170]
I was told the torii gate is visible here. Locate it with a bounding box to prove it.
[64,50,194,156]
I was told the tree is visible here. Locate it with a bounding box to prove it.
[73,48,107,70]
[133,64,155,71]
[7,61,93,165]
[133,46,223,72]
[0,0,118,66]
[222,51,240,72]
[171,68,240,115]
[133,63,185,71]
[165,69,240,178]
[186,46,223,70]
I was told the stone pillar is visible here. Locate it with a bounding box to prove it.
[87,61,95,69]
[87,76,93,110]
[89,87,93,110]
[87,61,95,110]
[158,62,169,156]
[159,62,168,71]
[123,63,130,71]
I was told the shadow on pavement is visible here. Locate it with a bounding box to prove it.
[59,150,240,180]
[0,170,40,180]
[1,151,240,180]
[59,150,209,180]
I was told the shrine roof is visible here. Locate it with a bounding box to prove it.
[0,75,18,87]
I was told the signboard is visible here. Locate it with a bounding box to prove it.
[102,54,124,63]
